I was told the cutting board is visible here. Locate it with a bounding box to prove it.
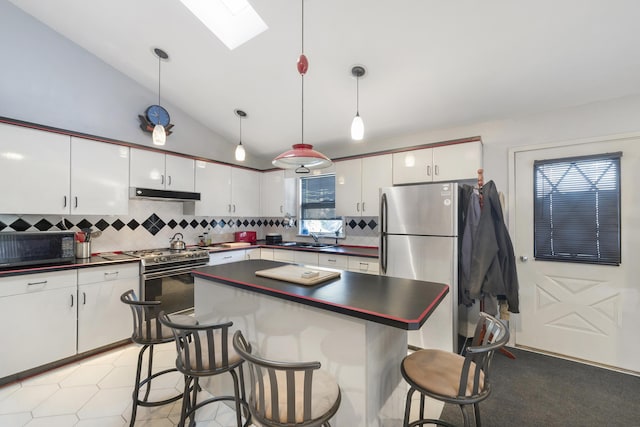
[255,265,340,286]
[221,242,252,248]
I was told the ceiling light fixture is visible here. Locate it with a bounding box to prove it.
[179,0,268,50]
[350,65,366,141]
[152,48,169,146]
[272,0,332,174]
[234,109,247,162]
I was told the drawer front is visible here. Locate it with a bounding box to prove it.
[294,251,319,266]
[318,253,348,269]
[210,249,246,265]
[0,270,77,298]
[260,248,274,260]
[77,263,140,285]
[348,256,380,275]
[273,249,295,263]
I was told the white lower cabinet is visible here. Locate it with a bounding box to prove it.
[77,264,139,353]
[245,248,261,260]
[318,253,349,270]
[273,249,295,263]
[260,248,274,260]
[0,270,77,378]
[294,251,319,266]
[209,250,247,265]
[347,256,380,275]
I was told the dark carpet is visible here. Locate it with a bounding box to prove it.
[438,347,640,427]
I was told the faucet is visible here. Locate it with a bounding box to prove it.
[310,232,319,243]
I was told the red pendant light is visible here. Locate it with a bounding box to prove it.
[272,0,332,173]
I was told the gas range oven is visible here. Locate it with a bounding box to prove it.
[124,247,209,315]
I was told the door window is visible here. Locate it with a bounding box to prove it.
[533,152,621,265]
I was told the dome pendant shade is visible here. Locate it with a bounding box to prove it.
[351,113,364,140]
[272,144,332,170]
[152,124,166,146]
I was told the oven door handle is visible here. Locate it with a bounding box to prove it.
[143,264,207,281]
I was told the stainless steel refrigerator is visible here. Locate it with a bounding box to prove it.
[380,182,458,352]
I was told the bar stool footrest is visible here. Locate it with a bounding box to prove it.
[136,367,184,408]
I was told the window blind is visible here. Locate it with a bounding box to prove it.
[533,152,621,266]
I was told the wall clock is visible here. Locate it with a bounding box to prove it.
[138,105,174,135]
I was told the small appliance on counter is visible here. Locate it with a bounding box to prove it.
[0,231,75,269]
[235,231,257,244]
[265,233,282,245]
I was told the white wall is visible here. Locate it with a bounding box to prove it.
[0,0,263,169]
[4,0,640,193]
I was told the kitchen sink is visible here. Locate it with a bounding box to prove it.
[278,242,336,249]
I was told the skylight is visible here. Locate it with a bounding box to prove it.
[179,0,268,50]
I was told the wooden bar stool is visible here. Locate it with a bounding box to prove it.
[232,330,341,427]
[158,311,251,427]
[120,290,195,426]
[401,312,509,427]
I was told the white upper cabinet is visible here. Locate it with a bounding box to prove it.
[195,161,260,217]
[0,123,71,214]
[393,141,483,185]
[336,155,392,216]
[130,148,195,192]
[195,160,232,216]
[0,124,129,215]
[261,169,298,217]
[231,167,260,217]
[70,137,129,215]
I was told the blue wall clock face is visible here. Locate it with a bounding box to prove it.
[145,105,170,126]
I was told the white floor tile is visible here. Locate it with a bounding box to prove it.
[98,365,138,389]
[20,364,79,387]
[32,385,98,417]
[75,415,126,427]
[25,414,78,426]
[0,384,59,414]
[77,386,131,419]
[60,364,113,388]
[0,383,21,402]
[0,412,32,427]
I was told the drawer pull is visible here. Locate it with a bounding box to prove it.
[359,262,369,267]
[83,291,87,305]
[328,259,336,263]
[104,271,119,280]
[70,294,74,307]
[27,280,48,286]
[223,256,232,259]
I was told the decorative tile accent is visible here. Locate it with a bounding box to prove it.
[10,219,31,231]
[167,219,178,229]
[34,219,53,231]
[142,214,165,236]
[76,219,93,230]
[179,219,189,228]
[127,219,139,230]
[0,221,6,231]
[111,219,125,231]
[94,219,110,231]
[210,220,218,228]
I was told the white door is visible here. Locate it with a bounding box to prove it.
[335,158,362,216]
[513,137,640,372]
[361,154,392,216]
[231,168,260,217]
[195,160,232,216]
[165,154,195,192]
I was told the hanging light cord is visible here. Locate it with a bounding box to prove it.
[300,0,305,145]
[157,54,161,106]
[239,114,242,143]
[355,73,360,115]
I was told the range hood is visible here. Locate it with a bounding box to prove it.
[130,187,201,201]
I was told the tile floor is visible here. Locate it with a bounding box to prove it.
[0,342,243,427]
[0,342,433,427]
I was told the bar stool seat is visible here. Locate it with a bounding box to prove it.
[401,312,509,427]
[120,289,196,426]
[232,330,341,427]
[158,311,251,427]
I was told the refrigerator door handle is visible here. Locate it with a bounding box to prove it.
[380,192,388,274]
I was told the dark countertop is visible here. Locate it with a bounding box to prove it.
[0,255,140,278]
[257,242,379,258]
[192,259,448,330]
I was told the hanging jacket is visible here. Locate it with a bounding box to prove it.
[467,180,520,313]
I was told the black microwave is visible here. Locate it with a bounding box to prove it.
[0,231,76,269]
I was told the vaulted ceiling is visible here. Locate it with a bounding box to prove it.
[9,0,640,161]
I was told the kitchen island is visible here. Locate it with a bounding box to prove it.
[192,259,449,427]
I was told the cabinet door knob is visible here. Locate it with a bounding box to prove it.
[63,196,67,208]
[356,202,360,212]
[362,202,366,212]
[427,165,432,176]
[434,165,439,176]
[70,294,74,307]
[168,176,172,186]
[161,175,165,185]
[74,197,78,208]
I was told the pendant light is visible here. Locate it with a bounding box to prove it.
[234,109,247,162]
[350,65,366,141]
[272,0,332,173]
[152,48,169,146]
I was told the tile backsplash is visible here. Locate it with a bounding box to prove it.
[0,200,379,252]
